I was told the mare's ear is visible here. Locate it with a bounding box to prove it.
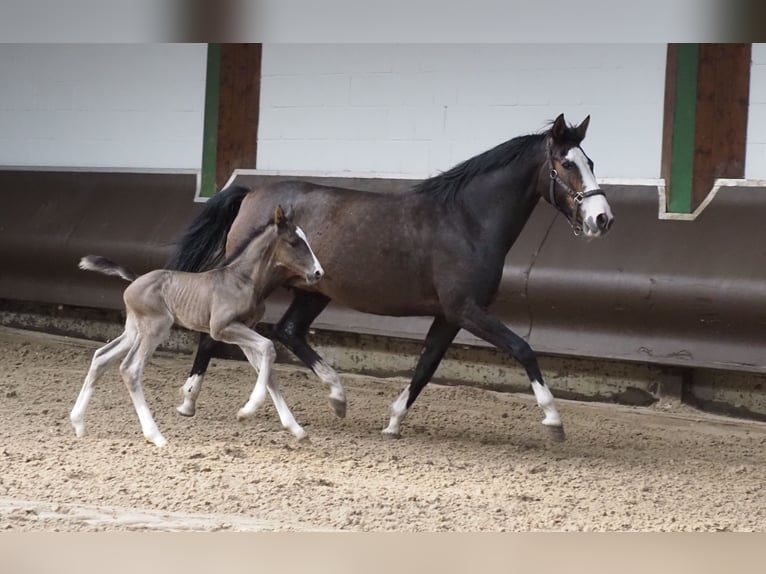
[574,115,590,143]
[551,113,567,142]
[274,205,288,230]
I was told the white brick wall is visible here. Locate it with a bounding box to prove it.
[747,43,766,180]
[0,44,206,170]
[257,44,667,179]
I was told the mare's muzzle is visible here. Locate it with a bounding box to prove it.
[548,169,611,236]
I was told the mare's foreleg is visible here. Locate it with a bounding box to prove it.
[382,315,459,438]
[273,291,346,417]
[456,300,565,441]
[119,317,173,447]
[70,329,134,438]
[213,322,306,440]
[177,333,221,416]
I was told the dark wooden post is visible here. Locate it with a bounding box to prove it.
[662,43,751,213]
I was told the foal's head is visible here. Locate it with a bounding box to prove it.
[544,114,614,237]
[272,206,324,285]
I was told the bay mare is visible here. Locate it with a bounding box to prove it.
[70,207,324,447]
[168,114,614,441]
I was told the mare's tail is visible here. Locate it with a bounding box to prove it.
[79,255,137,282]
[165,184,252,272]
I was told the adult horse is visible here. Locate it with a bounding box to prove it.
[168,114,614,441]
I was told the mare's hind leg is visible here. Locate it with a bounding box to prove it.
[70,329,134,438]
[273,291,347,418]
[455,300,565,441]
[382,315,459,438]
[119,318,173,447]
[177,333,221,416]
[213,322,306,440]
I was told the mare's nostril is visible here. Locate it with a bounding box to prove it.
[314,269,323,279]
[596,213,607,230]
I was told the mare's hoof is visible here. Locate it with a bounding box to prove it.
[329,397,347,419]
[381,429,402,440]
[545,425,566,442]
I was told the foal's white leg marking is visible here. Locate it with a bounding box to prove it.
[264,374,307,441]
[295,226,324,277]
[221,324,307,440]
[177,373,204,416]
[313,360,347,417]
[531,380,562,427]
[382,385,410,437]
[70,332,132,438]
[236,344,270,419]
[119,326,170,448]
[566,147,613,233]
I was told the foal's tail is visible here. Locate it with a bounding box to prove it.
[79,255,137,282]
[165,184,252,272]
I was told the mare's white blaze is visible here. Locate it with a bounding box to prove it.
[531,380,562,427]
[566,147,613,235]
[177,373,204,416]
[295,226,323,277]
[382,385,410,436]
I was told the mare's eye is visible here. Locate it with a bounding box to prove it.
[561,160,574,170]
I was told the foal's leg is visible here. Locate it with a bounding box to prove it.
[177,333,221,416]
[213,322,307,440]
[119,318,173,447]
[273,291,347,417]
[382,315,460,438]
[455,300,565,441]
[70,330,134,438]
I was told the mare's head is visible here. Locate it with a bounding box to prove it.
[272,205,324,285]
[544,114,614,237]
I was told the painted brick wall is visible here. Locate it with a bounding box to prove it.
[257,44,667,179]
[0,44,206,170]
[746,43,766,180]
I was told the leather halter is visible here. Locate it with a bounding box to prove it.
[547,147,606,236]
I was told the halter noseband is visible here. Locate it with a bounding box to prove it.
[547,147,605,236]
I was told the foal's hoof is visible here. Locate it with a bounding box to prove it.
[236,408,254,421]
[545,425,567,442]
[146,434,168,448]
[71,422,85,438]
[329,397,347,419]
[176,404,196,417]
[381,429,402,440]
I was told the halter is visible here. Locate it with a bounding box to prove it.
[547,146,606,236]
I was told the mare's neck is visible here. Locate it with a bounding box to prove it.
[460,141,547,254]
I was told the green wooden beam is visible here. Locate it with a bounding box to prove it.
[199,43,221,199]
[667,43,699,214]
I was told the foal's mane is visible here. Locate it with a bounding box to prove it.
[414,122,581,204]
[219,220,276,267]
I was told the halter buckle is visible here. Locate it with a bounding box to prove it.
[549,169,557,180]
[574,191,584,204]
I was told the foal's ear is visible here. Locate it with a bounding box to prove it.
[274,205,288,229]
[574,115,590,143]
[551,113,567,142]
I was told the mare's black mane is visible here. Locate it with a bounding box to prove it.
[413,122,583,204]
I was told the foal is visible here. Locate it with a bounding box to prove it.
[70,206,323,447]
